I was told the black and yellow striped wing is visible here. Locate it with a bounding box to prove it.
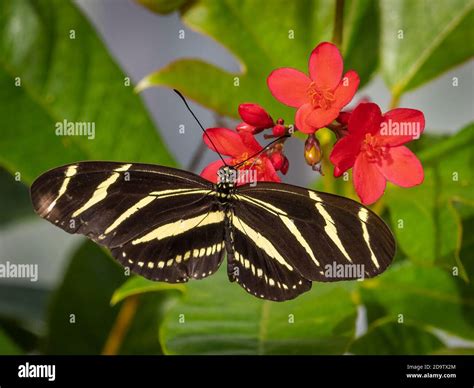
[231,182,395,300]
[31,162,225,283]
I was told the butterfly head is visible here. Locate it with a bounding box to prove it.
[217,165,237,192]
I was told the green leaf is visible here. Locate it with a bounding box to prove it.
[0,284,50,333]
[0,0,174,184]
[380,0,474,96]
[430,347,474,355]
[159,268,357,355]
[45,241,126,354]
[45,241,181,355]
[387,124,474,277]
[0,328,21,355]
[136,0,189,14]
[0,316,39,353]
[138,0,379,121]
[359,262,474,341]
[0,168,32,227]
[111,276,185,306]
[349,319,444,355]
[119,293,181,355]
[342,0,379,86]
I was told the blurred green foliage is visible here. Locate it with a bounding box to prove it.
[0,0,174,183]
[0,0,472,355]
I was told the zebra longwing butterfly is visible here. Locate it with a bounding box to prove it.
[31,160,395,301]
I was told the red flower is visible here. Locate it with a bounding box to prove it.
[330,103,425,205]
[200,127,281,184]
[267,42,359,134]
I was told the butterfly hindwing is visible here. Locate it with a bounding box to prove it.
[31,161,225,283]
[230,214,312,300]
[113,206,226,283]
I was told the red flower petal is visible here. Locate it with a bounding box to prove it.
[353,152,386,205]
[333,70,360,108]
[200,158,232,183]
[203,127,248,157]
[238,103,274,128]
[280,156,289,175]
[236,122,257,133]
[348,103,382,137]
[378,108,425,146]
[267,68,311,107]
[336,97,371,125]
[377,146,424,187]
[295,103,318,134]
[305,106,340,129]
[263,158,281,182]
[329,134,362,177]
[308,42,343,90]
[238,131,262,154]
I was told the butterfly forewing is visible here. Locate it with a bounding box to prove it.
[31,162,225,282]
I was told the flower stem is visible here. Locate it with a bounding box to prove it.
[102,295,140,355]
[321,151,335,193]
[332,0,345,48]
[319,128,336,193]
[389,93,401,109]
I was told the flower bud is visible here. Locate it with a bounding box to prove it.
[304,134,322,169]
[272,124,286,137]
[312,162,324,175]
[336,111,351,126]
[269,152,284,170]
[238,103,274,129]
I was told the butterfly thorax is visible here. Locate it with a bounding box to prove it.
[216,166,237,201]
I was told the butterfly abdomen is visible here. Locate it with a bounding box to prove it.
[224,207,237,282]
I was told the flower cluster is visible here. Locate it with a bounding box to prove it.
[201,42,425,205]
[200,104,289,185]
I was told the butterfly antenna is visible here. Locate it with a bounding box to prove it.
[173,89,227,166]
[233,135,290,169]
